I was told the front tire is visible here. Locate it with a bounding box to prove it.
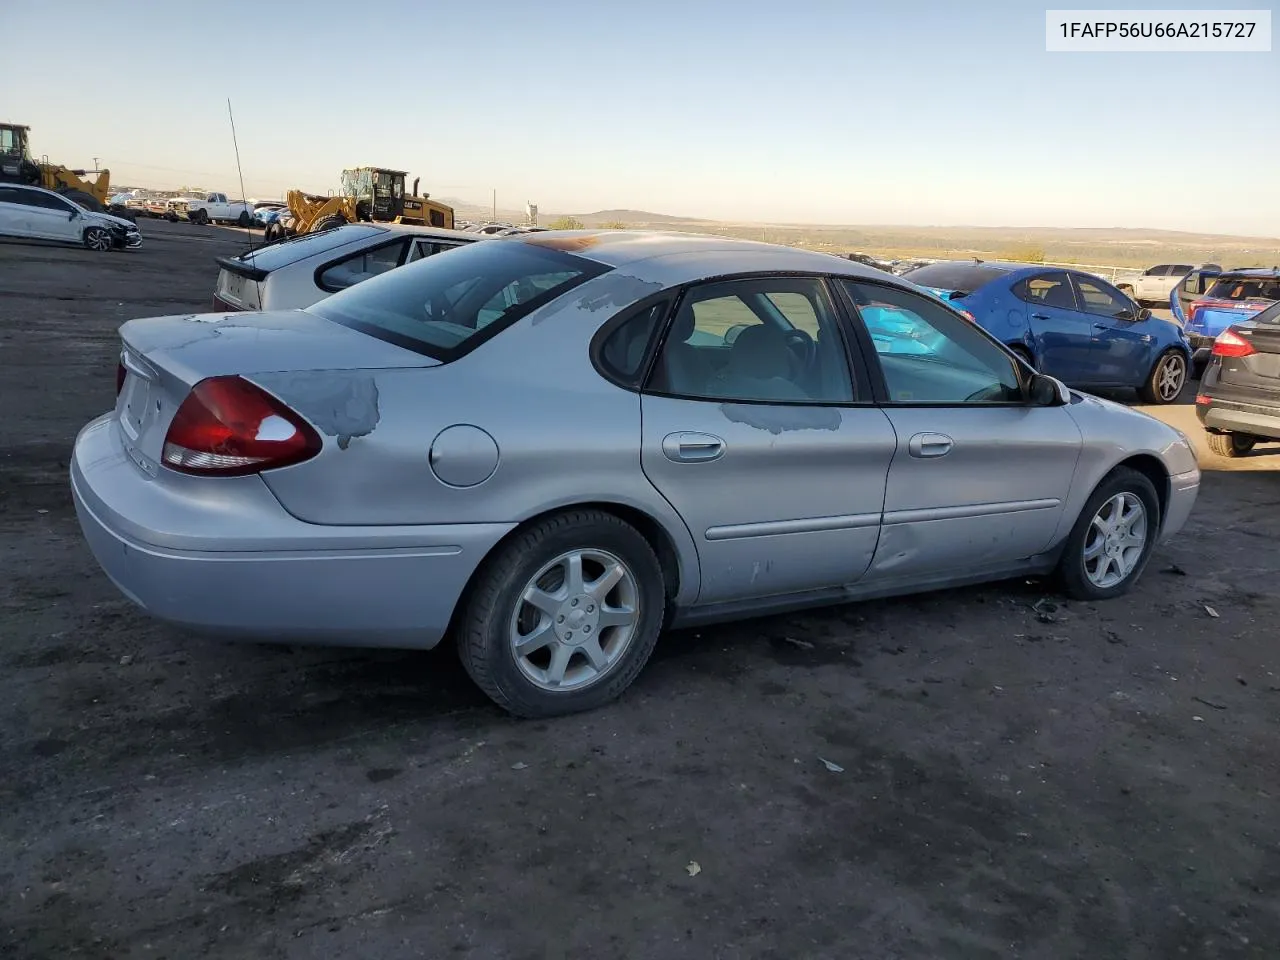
[1056,466,1160,601]
[312,214,348,233]
[83,227,112,252]
[457,510,667,718]
[1139,349,1187,404]
[1206,431,1256,458]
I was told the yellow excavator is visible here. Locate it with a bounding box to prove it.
[265,167,455,243]
[0,122,125,216]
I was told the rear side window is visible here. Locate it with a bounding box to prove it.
[597,300,669,384]
[238,224,385,271]
[899,262,1006,294]
[309,239,609,360]
[1014,272,1077,310]
[1205,275,1280,301]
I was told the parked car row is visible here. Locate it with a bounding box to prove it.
[72,229,1201,717]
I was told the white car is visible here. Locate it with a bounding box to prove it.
[0,183,142,251]
[1112,264,1205,305]
[211,222,483,312]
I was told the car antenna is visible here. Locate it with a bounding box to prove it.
[226,97,263,305]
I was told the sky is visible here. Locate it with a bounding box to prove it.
[3,0,1277,235]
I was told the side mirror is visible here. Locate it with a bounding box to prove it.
[1028,372,1069,407]
[68,209,78,220]
[1137,307,1152,321]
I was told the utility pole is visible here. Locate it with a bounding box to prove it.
[492,188,497,221]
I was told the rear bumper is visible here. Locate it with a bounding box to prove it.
[1196,396,1280,441]
[70,414,514,649]
[1161,468,1201,543]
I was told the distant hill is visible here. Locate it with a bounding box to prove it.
[575,209,708,225]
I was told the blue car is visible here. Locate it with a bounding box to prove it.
[901,260,1193,404]
[1174,267,1280,368]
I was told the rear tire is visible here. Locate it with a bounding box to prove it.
[58,188,104,213]
[1009,344,1036,371]
[1056,466,1160,602]
[312,214,347,232]
[1139,349,1187,404]
[457,510,667,718]
[1206,431,1256,458]
[237,211,251,227]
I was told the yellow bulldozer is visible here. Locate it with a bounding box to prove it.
[0,122,126,217]
[265,167,455,243]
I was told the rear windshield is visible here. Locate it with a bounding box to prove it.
[1205,275,1280,301]
[1250,300,1280,325]
[238,225,385,271]
[900,262,1006,294]
[308,238,609,360]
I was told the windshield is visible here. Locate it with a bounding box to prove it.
[308,239,609,360]
[238,225,384,270]
[1204,275,1280,302]
[900,262,1006,294]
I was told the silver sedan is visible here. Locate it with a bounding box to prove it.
[211,223,483,313]
[72,231,1201,717]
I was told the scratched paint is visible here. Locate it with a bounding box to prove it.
[719,403,841,435]
[258,372,381,449]
[573,274,664,313]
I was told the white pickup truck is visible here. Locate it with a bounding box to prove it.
[185,192,252,226]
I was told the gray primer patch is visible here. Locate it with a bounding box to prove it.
[719,403,841,434]
[573,274,665,313]
[258,372,381,449]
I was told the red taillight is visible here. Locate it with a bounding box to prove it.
[1195,394,1212,405]
[116,361,126,396]
[1211,328,1256,358]
[161,376,321,476]
[212,295,243,312]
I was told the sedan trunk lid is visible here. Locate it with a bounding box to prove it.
[115,310,436,471]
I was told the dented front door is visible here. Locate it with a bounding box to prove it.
[639,396,896,604]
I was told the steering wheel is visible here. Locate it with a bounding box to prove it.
[782,328,816,372]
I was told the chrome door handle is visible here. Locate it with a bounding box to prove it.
[907,432,952,458]
[662,432,725,463]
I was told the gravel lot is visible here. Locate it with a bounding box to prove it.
[2,222,1279,959]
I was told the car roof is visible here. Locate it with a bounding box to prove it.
[1215,267,1280,278]
[1,182,60,198]
[510,229,891,278]
[372,223,483,241]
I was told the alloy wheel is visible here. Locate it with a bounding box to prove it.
[1083,492,1147,588]
[1157,353,1186,401]
[508,548,640,692]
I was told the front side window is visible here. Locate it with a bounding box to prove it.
[844,281,1021,404]
[645,277,854,404]
[1073,276,1133,318]
[317,239,408,291]
[308,238,608,359]
[1145,265,1170,276]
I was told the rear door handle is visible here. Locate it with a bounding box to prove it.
[907,432,952,458]
[1030,313,1050,320]
[1093,322,1108,330]
[662,432,725,463]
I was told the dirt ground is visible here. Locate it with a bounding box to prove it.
[2,222,1278,960]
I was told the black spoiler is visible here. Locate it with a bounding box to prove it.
[215,255,268,282]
